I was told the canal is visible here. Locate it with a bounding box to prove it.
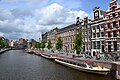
[0,50,116,80]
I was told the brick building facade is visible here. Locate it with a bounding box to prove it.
[105,0,120,52]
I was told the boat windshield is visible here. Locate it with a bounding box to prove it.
[88,63,98,68]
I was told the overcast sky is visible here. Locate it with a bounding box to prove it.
[0,0,119,41]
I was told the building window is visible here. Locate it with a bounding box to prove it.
[107,23,110,28]
[101,32,104,37]
[93,26,95,30]
[112,13,116,18]
[113,41,117,51]
[108,41,111,44]
[112,7,115,11]
[113,31,117,37]
[113,21,116,28]
[97,25,99,29]
[93,33,96,38]
[119,20,120,27]
[102,41,104,44]
[109,15,110,19]
[97,33,100,37]
[108,32,111,37]
[118,12,120,17]
[93,42,96,49]
[97,41,100,49]
[101,24,104,28]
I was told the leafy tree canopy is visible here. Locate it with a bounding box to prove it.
[41,41,45,49]
[56,37,63,50]
[47,39,52,49]
[73,28,83,54]
[35,42,41,49]
[0,38,5,48]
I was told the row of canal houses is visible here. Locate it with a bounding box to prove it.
[42,0,120,56]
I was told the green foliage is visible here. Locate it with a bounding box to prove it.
[35,42,41,49]
[41,41,45,49]
[73,29,83,54]
[0,38,5,48]
[47,39,52,49]
[56,37,63,50]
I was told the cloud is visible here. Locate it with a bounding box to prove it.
[0,32,4,36]
[35,3,89,26]
[0,8,13,21]
[0,3,89,40]
[11,9,33,19]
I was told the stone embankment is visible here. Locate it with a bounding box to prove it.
[0,48,10,54]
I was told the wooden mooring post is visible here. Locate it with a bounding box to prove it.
[110,62,120,80]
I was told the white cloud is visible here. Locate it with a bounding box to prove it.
[11,9,33,19]
[35,3,89,26]
[0,32,4,36]
[0,3,90,40]
[0,8,13,21]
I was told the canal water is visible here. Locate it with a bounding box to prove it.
[0,50,116,80]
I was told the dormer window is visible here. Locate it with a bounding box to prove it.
[112,13,115,18]
[109,15,111,19]
[94,11,99,20]
[95,12,98,17]
[107,23,110,28]
[113,21,116,28]
[112,6,115,11]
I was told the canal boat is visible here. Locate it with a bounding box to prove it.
[41,53,57,60]
[34,50,41,56]
[25,49,34,54]
[34,52,41,56]
[55,58,110,75]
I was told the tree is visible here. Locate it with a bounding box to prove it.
[73,28,83,55]
[41,41,45,50]
[0,38,5,48]
[56,37,63,50]
[35,42,41,49]
[47,39,52,50]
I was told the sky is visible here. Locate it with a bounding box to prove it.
[0,0,119,41]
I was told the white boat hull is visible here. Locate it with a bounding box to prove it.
[41,54,56,60]
[55,59,109,75]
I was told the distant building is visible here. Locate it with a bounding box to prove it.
[80,17,92,54]
[42,32,47,43]
[57,24,77,52]
[9,40,18,48]
[47,28,59,50]
[91,6,106,56]
[19,38,28,48]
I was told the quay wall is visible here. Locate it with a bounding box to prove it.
[0,48,10,54]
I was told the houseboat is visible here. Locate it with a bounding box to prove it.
[55,58,110,75]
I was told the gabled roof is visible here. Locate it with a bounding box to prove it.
[58,24,77,33]
[100,10,106,18]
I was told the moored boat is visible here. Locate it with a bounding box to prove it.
[55,58,110,75]
[25,49,34,54]
[41,53,57,60]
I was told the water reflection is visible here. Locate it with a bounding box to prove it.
[0,50,116,80]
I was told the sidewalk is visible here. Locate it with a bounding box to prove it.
[37,51,120,68]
